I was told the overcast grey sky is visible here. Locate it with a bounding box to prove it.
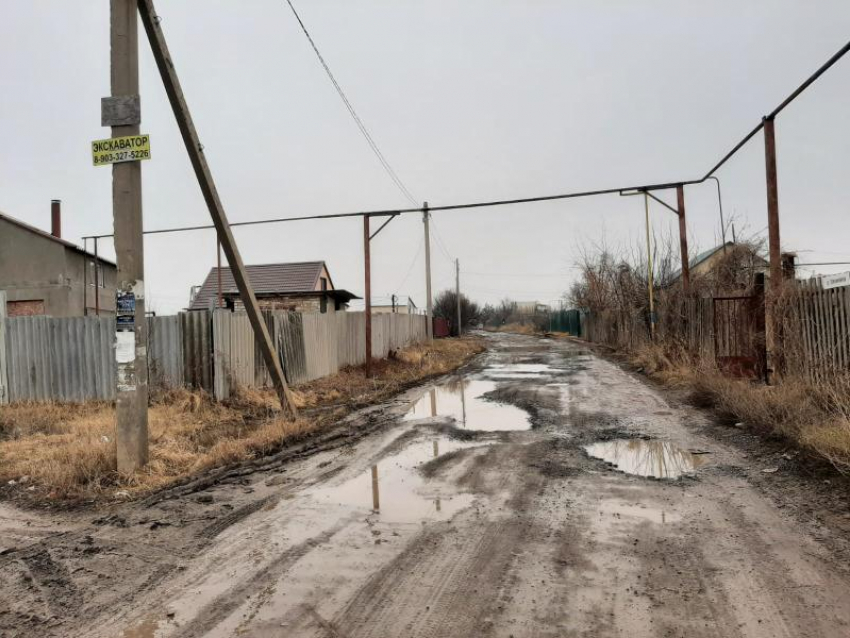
[2,1,849,313]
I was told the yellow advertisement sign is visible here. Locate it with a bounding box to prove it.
[92,134,151,166]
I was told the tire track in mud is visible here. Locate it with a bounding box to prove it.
[173,520,352,638]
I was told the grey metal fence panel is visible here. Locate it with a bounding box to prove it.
[212,310,256,401]
[149,315,184,389]
[273,311,308,385]
[181,310,212,392]
[2,316,115,403]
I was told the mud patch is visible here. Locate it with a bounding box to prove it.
[584,439,708,479]
[404,379,531,432]
[119,616,159,638]
[598,499,682,524]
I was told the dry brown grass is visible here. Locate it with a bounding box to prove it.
[489,323,539,336]
[624,343,850,471]
[0,337,484,502]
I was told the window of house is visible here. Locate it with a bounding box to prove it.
[88,261,105,288]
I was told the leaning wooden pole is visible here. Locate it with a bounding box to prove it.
[137,0,296,415]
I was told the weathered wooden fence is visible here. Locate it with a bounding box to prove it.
[780,279,850,378]
[580,279,850,377]
[0,309,427,404]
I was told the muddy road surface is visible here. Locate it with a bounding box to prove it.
[3,333,850,637]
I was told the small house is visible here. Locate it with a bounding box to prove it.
[189,261,358,313]
[0,201,116,317]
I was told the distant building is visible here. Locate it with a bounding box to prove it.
[514,301,551,315]
[0,202,116,317]
[349,295,419,314]
[189,261,358,313]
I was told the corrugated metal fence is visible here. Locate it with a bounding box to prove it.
[213,311,428,400]
[0,309,427,404]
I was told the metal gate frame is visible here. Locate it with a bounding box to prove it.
[713,293,766,379]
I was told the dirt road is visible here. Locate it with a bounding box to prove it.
[3,332,850,637]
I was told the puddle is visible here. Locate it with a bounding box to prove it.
[404,379,531,431]
[120,617,160,638]
[487,363,554,373]
[308,437,476,523]
[483,363,562,380]
[584,439,707,479]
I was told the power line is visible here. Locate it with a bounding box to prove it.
[284,0,418,206]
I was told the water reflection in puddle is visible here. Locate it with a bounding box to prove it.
[405,379,531,431]
[309,437,475,523]
[584,439,707,479]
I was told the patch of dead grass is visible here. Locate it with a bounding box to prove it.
[623,343,850,471]
[488,323,539,336]
[0,337,484,502]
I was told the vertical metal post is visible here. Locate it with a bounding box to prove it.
[111,0,148,472]
[364,215,372,377]
[763,116,782,377]
[94,237,101,316]
[455,258,461,336]
[643,192,656,338]
[216,239,223,308]
[423,202,433,341]
[676,184,690,293]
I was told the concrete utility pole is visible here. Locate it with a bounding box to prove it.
[763,116,782,379]
[676,184,690,293]
[137,0,296,415]
[111,0,148,473]
[423,202,433,341]
[364,215,373,376]
[455,258,461,337]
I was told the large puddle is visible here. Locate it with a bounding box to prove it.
[308,437,476,523]
[584,439,707,479]
[404,379,531,431]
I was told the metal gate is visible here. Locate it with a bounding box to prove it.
[713,293,766,379]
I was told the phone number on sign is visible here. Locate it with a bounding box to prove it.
[93,149,151,165]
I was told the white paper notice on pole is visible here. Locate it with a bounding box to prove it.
[822,271,850,290]
[116,331,136,364]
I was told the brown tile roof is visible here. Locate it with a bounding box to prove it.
[190,261,329,310]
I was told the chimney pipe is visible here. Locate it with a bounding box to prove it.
[51,200,61,239]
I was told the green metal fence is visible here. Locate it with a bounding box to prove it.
[549,309,583,336]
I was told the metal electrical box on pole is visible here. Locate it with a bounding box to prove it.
[109,0,148,473]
